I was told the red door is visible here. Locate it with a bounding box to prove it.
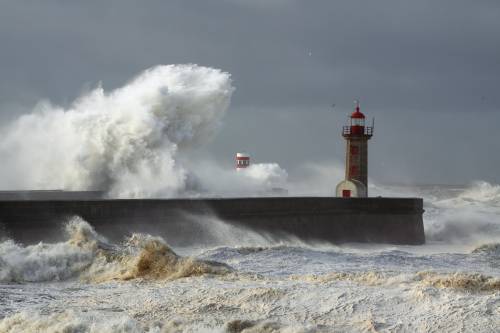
[342,190,351,198]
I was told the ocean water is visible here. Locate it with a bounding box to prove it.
[1,182,500,332]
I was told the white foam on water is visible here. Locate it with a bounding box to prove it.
[1,210,499,331]
[424,182,500,247]
[2,266,498,332]
[0,310,326,333]
[370,181,500,252]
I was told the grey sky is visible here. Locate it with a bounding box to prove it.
[0,0,499,184]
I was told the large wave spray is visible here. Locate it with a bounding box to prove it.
[0,65,235,197]
[424,181,500,245]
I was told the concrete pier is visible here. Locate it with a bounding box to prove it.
[0,196,425,245]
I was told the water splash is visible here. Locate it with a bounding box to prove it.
[0,217,230,283]
[0,65,233,198]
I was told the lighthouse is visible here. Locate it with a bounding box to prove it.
[336,101,374,198]
[235,152,250,171]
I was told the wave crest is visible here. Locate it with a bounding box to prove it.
[459,181,500,206]
[107,233,230,281]
[471,242,500,255]
[0,217,230,283]
[424,181,500,243]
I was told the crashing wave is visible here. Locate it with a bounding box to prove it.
[0,64,290,198]
[0,217,97,282]
[87,233,231,282]
[424,181,500,243]
[0,217,230,283]
[0,65,233,198]
[458,181,500,206]
[471,243,500,255]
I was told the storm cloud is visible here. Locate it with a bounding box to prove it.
[0,0,499,185]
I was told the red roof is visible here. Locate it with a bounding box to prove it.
[351,105,365,119]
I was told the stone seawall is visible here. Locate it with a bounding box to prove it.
[0,197,425,245]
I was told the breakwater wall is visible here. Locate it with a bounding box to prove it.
[0,197,425,245]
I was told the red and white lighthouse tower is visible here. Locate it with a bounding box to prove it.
[336,101,374,198]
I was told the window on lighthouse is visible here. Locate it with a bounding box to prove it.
[352,118,364,126]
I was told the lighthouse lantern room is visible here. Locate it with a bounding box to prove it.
[336,101,374,198]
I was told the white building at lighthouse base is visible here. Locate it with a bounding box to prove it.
[335,179,367,198]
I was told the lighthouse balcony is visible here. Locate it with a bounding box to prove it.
[342,126,374,137]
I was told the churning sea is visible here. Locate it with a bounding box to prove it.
[0,182,499,332]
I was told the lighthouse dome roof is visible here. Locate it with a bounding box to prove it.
[351,109,365,119]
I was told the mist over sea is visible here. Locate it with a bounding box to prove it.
[0,66,499,332]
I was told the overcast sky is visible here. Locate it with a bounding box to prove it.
[0,0,499,185]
